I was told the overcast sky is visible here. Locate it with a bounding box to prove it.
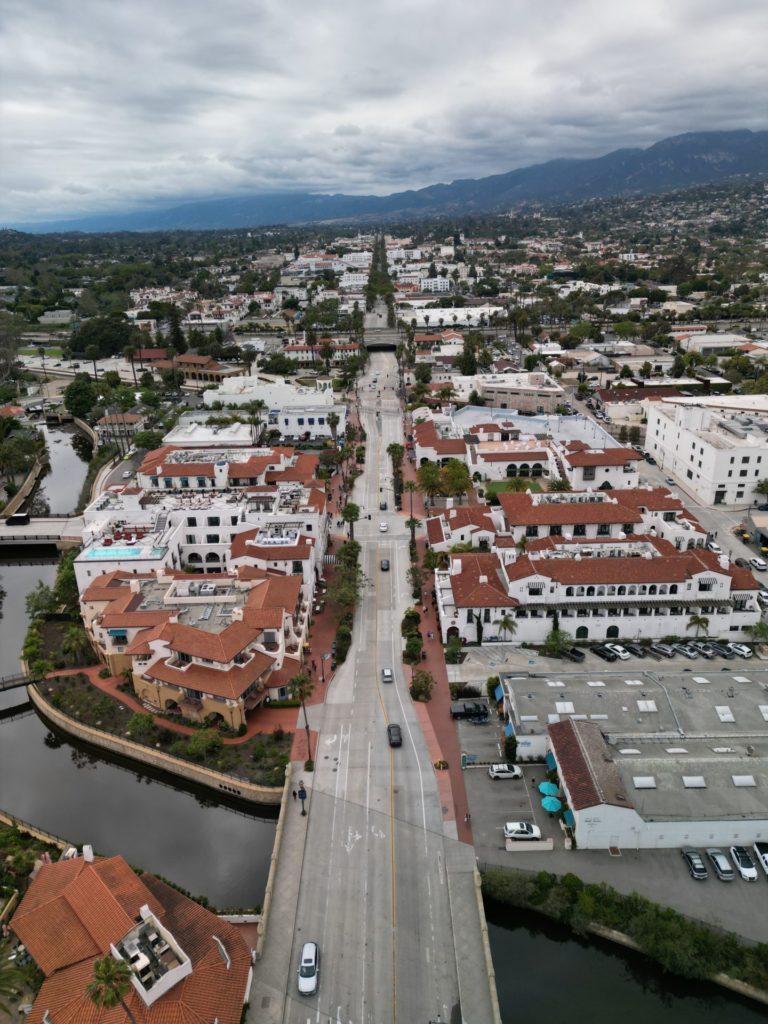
[2,0,768,223]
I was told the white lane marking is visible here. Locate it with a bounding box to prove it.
[344,827,362,853]
[360,740,371,1024]
[325,734,338,746]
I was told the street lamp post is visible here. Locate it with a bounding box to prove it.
[320,652,330,684]
[297,781,307,816]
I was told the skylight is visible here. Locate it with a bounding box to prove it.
[715,706,735,723]
[636,699,657,713]
[682,776,706,788]
[632,776,657,789]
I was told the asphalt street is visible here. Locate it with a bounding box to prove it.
[280,353,487,1024]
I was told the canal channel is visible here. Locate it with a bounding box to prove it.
[1,424,766,1016]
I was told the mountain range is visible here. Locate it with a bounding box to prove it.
[12,129,768,234]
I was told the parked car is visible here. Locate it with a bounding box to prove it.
[592,645,618,662]
[622,642,646,658]
[488,763,523,780]
[706,848,735,881]
[758,590,768,606]
[749,557,767,571]
[689,641,716,659]
[665,477,677,487]
[297,941,320,995]
[450,701,488,720]
[707,641,736,659]
[734,558,750,568]
[649,642,676,658]
[756,503,768,512]
[671,643,698,659]
[644,453,657,465]
[564,646,586,663]
[730,846,758,882]
[379,500,387,511]
[121,470,132,479]
[681,847,708,880]
[387,723,403,747]
[504,821,542,841]
[753,841,768,877]
[727,642,753,659]
[707,540,723,554]
[604,643,631,661]
[381,668,393,684]
[380,559,390,571]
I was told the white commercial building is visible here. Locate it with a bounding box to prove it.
[646,400,768,506]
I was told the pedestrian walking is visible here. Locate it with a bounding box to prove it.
[292,789,297,801]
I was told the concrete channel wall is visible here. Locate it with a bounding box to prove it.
[28,685,283,807]
[254,766,292,959]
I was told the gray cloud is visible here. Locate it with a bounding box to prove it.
[2,0,768,222]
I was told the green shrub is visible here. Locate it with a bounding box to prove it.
[403,632,423,665]
[98,667,110,679]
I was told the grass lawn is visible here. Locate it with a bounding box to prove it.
[20,346,64,357]
[484,479,542,497]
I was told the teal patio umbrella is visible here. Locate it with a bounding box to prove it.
[541,795,562,813]
[538,781,558,796]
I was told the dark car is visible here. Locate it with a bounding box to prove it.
[379,500,387,511]
[623,642,646,658]
[450,701,489,720]
[387,723,403,747]
[564,646,586,663]
[593,645,618,662]
[734,558,750,568]
[682,847,708,880]
[380,559,390,571]
[708,641,736,660]
[644,453,657,465]
[757,504,768,512]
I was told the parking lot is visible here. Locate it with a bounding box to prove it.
[457,663,768,944]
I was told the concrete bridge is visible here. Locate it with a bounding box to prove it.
[0,516,84,549]
[0,674,31,692]
[363,326,400,351]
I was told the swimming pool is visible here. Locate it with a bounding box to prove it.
[83,546,167,559]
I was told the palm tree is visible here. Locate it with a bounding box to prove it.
[515,534,528,556]
[327,410,340,444]
[341,501,360,541]
[289,672,315,763]
[37,345,47,382]
[686,614,710,638]
[417,462,443,509]
[745,621,768,645]
[62,624,92,666]
[123,345,138,387]
[505,477,530,493]
[0,956,25,1015]
[85,344,100,382]
[245,399,267,445]
[87,955,138,1024]
[494,614,518,642]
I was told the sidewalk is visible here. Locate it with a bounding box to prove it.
[247,760,310,1024]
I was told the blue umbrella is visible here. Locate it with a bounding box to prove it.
[541,795,562,813]
[538,781,558,796]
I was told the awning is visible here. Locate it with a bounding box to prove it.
[505,721,515,737]
[494,683,503,701]
[563,809,575,827]
[545,751,557,770]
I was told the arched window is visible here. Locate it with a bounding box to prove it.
[575,626,589,639]
[506,464,518,478]
[606,625,619,639]
[596,586,606,597]
[649,584,657,595]
[669,584,678,595]
[628,585,637,595]
[187,552,203,563]
[658,584,667,595]
[205,552,220,563]
[565,586,574,597]
[531,463,543,478]
[617,585,626,596]
[638,585,647,595]
[586,586,595,597]
[576,587,585,597]
[518,463,530,478]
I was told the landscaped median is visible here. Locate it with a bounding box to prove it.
[29,674,289,805]
[481,866,768,1004]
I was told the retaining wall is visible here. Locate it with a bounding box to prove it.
[28,685,283,807]
[254,766,292,959]
[4,455,48,516]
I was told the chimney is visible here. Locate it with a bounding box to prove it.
[82,845,94,863]
[479,575,488,584]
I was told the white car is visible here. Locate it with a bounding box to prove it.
[381,668,393,683]
[707,540,723,554]
[604,643,630,661]
[121,470,132,479]
[504,821,542,841]
[297,941,319,995]
[379,522,388,532]
[727,642,753,658]
[749,557,767,571]
[488,763,523,780]
[753,841,768,877]
[730,846,758,882]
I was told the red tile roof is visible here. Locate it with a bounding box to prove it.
[13,857,251,1024]
[448,553,519,609]
[498,492,642,526]
[564,447,643,467]
[548,719,632,812]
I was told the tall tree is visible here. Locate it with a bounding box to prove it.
[494,614,518,642]
[686,614,710,638]
[289,672,316,763]
[85,344,100,382]
[441,459,471,505]
[123,344,138,387]
[327,410,340,444]
[87,955,138,1024]
[417,462,443,508]
[0,958,25,1016]
[341,501,360,541]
